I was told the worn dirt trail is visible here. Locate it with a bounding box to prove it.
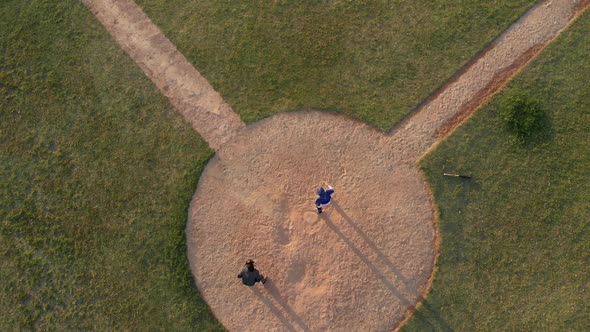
[83,0,245,150]
[85,0,589,331]
[390,0,590,161]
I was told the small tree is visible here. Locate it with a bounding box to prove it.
[500,93,545,142]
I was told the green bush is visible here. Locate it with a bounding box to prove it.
[500,93,545,141]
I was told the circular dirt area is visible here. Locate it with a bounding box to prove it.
[187,111,436,331]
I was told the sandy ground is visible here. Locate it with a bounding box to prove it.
[83,0,245,150]
[85,0,589,330]
[188,111,436,331]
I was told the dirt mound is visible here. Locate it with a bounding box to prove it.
[187,111,436,331]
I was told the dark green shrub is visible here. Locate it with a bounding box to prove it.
[500,93,545,141]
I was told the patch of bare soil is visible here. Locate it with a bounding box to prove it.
[86,0,589,330]
[390,0,589,162]
[188,111,436,331]
[83,0,245,150]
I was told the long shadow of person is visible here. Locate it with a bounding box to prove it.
[324,206,453,331]
[333,202,415,291]
[411,297,453,332]
[251,280,310,332]
[322,213,412,307]
[251,286,297,332]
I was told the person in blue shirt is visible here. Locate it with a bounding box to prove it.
[315,184,335,214]
[237,259,267,286]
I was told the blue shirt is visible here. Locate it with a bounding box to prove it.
[316,188,335,207]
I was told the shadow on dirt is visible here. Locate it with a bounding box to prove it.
[326,202,453,331]
[251,282,310,332]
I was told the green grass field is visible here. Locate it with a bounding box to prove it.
[404,11,590,331]
[0,1,221,330]
[136,0,535,130]
[3,0,588,330]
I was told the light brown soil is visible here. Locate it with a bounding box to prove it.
[188,111,436,331]
[83,0,245,150]
[86,0,589,331]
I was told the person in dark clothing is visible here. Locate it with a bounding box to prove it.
[315,184,335,214]
[237,259,267,286]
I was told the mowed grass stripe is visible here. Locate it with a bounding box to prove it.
[0,0,221,330]
[135,0,536,130]
[405,10,590,331]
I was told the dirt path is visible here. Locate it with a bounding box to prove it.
[85,0,589,331]
[390,0,590,161]
[82,0,245,150]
